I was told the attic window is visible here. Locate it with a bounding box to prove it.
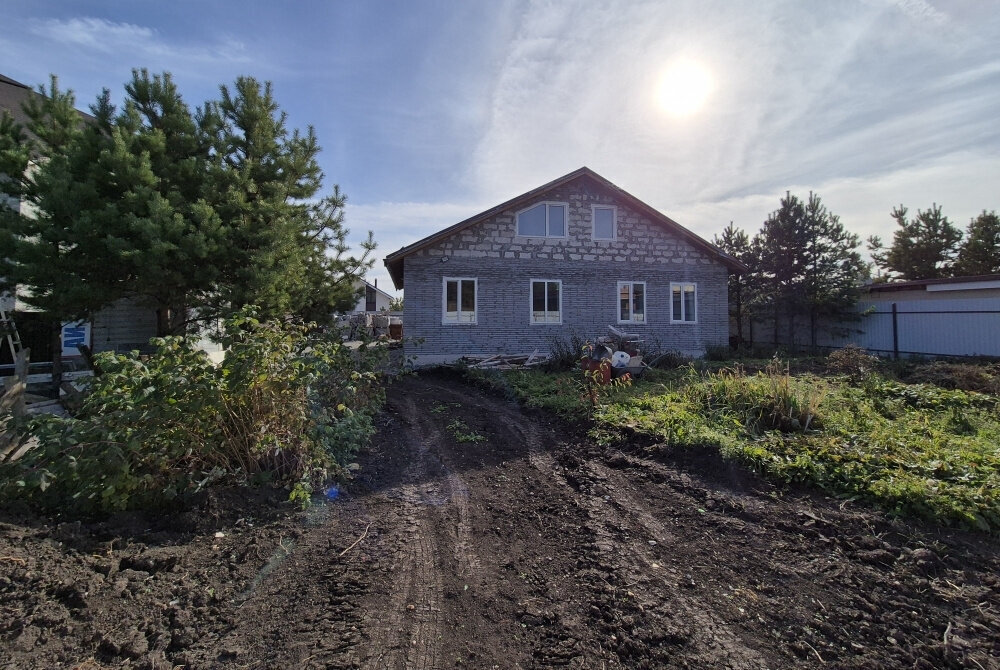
[593,205,616,240]
[517,202,567,237]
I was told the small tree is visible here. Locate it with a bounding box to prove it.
[868,204,962,280]
[955,210,1000,276]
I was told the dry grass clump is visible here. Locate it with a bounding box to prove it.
[905,361,1000,395]
[826,344,880,377]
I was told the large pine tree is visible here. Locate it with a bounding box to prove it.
[712,221,755,346]
[955,210,1000,276]
[868,204,962,280]
[0,70,374,349]
[753,192,867,349]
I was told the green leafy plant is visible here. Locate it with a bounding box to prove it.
[0,308,386,513]
[446,419,486,444]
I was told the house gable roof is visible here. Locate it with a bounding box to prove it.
[355,279,394,302]
[383,166,747,289]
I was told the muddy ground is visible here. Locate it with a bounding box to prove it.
[2,371,999,669]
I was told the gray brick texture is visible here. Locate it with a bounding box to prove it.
[402,178,729,362]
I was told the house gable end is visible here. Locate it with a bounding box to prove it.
[384,167,744,288]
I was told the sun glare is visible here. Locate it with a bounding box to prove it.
[656,59,713,118]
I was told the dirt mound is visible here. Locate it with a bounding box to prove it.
[2,373,998,668]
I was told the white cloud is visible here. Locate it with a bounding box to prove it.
[27,17,251,67]
[670,150,1000,251]
[458,0,999,245]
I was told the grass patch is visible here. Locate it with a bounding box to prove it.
[475,361,1000,532]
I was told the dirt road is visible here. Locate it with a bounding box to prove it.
[2,371,998,669]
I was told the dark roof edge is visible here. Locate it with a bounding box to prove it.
[383,167,748,289]
[866,273,1000,293]
[0,74,31,90]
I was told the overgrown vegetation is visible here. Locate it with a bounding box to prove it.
[476,354,1000,532]
[0,311,385,513]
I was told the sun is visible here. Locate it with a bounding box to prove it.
[655,59,714,118]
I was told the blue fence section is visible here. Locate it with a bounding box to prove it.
[751,296,1000,358]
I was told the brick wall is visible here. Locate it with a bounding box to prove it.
[403,177,729,363]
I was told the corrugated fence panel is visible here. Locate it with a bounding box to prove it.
[751,295,1000,358]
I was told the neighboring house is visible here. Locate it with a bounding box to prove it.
[351,279,394,313]
[384,167,745,365]
[749,274,1000,358]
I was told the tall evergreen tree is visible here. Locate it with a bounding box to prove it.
[955,210,1000,276]
[754,192,867,349]
[0,71,373,355]
[868,204,962,280]
[200,77,372,323]
[799,193,868,348]
[0,76,98,389]
[756,192,808,347]
[713,222,754,346]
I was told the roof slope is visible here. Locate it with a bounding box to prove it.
[0,74,34,127]
[383,167,746,289]
[866,273,1000,293]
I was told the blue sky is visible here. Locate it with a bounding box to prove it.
[4,0,999,294]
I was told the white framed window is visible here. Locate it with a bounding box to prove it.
[592,205,616,240]
[618,281,646,324]
[516,202,567,238]
[442,277,477,324]
[671,282,697,323]
[530,279,562,324]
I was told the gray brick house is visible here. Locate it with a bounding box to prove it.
[384,167,744,365]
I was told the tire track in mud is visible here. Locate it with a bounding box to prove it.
[354,390,484,669]
[573,458,773,668]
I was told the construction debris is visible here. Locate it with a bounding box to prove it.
[459,351,549,370]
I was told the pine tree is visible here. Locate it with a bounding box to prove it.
[955,210,1000,276]
[868,204,962,280]
[0,76,98,390]
[754,192,867,349]
[713,222,754,346]
[0,71,374,355]
[800,193,867,348]
[756,193,808,347]
[200,77,372,323]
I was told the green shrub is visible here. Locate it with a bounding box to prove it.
[0,309,385,513]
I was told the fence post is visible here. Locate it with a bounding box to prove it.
[891,303,899,359]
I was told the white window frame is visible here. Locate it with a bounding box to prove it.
[442,277,478,325]
[529,279,563,325]
[670,282,697,324]
[592,204,617,241]
[617,281,647,324]
[515,202,569,238]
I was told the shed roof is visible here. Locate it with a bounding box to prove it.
[866,274,1000,293]
[383,167,747,289]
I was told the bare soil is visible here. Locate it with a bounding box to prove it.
[2,371,999,669]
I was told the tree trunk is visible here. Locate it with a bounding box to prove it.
[156,305,178,337]
[809,308,818,352]
[735,280,744,346]
[50,320,63,397]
